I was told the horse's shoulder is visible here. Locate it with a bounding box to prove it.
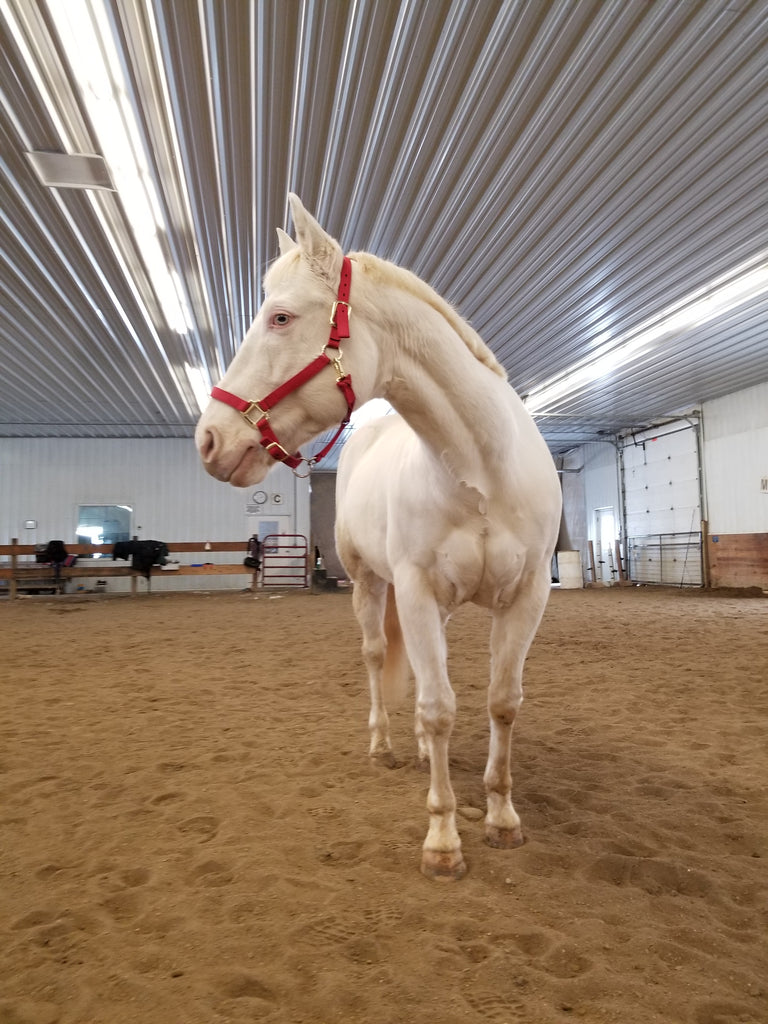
[339,414,408,465]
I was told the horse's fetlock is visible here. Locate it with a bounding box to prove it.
[484,765,512,793]
[368,707,389,733]
[426,791,457,818]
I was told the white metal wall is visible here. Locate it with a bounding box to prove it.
[558,442,620,584]
[0,438,310,592]
[557,382,767,589]
[701,381,768,534]
[583,442,621,583]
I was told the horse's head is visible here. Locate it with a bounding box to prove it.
[196,195,375,486]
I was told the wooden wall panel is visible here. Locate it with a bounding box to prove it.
[707,533,768,590]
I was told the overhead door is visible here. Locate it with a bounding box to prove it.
[621,422,703,586]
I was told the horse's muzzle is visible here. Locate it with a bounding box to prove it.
[195,419,270,486]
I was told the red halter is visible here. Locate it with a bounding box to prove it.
[210,257,355,474]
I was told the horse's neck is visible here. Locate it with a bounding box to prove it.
[373,290,519,498]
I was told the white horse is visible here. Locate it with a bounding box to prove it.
[196,195,561,880]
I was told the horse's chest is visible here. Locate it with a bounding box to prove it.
[427,518,536,610]
[423,527,488,609]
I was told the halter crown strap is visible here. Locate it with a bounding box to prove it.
[329,257,352,342]
[210,256,355,473]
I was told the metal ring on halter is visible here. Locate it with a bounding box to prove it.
[242,401,267,429]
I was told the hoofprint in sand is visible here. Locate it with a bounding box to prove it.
[1,586,766,1024]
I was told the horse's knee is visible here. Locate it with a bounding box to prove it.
[417,692,456,737]
[488,694,523,727]
[361,637,385,671]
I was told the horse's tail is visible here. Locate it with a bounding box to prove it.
[381,584,410,708]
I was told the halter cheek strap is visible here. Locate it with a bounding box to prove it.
[210,256,355,474]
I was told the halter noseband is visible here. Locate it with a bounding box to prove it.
[210,256,355,476]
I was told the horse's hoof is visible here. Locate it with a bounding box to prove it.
[485,825,524,849]
[420,849,467,881]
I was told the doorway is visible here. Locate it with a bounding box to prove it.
[593,506,616,584]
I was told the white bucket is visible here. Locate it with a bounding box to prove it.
[557,550,583,589]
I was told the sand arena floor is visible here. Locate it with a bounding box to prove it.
[1,585,767,1024]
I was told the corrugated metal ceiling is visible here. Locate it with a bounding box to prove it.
[1,0,767,456]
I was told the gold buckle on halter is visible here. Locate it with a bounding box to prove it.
[242,401,267,429]
[329,300,351,327]
[264,438,293,460]
[332,354,346,380]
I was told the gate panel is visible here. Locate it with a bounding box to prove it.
[261,534,309,588]
[626,531,703,586]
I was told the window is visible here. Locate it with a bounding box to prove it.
[76,504,132,557]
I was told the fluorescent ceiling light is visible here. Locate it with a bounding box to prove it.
[525,251,768,414]
[25,151,115,190]
[185,363,212,415]
[45,1,193,336]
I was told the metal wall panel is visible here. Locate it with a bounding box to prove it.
[0,437,309,592]
[581,442,622,583]
[702,381,768,534]
[583,443,620,519]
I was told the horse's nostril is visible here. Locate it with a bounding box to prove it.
[198,427,217,460]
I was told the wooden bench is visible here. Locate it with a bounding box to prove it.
[0,539,294,598]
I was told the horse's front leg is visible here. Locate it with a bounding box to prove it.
[395,570,465,880]
[351,572,395,764]
[485,577,550,848]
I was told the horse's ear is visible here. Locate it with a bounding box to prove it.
[288,193,343,287]
[276,227,297,256]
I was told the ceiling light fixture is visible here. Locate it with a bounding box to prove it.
[184,364,212,414]
[25,150,115,190]
[524,250,768,414]
[44,0,193,336]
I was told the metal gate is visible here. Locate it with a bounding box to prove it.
[626,531,703,586]
[260,534,309,588]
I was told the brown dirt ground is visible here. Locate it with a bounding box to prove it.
[1,585,767,1024]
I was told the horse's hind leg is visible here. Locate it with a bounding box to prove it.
[352,571,396,766]
[485,575,550,849]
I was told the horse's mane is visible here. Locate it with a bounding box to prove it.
[350,252,508,381]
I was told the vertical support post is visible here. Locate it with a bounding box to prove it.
[10,536,18,600]
[587,541,597,583]
[701,519,711,589]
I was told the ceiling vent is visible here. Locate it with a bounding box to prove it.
[25,151,115,190]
